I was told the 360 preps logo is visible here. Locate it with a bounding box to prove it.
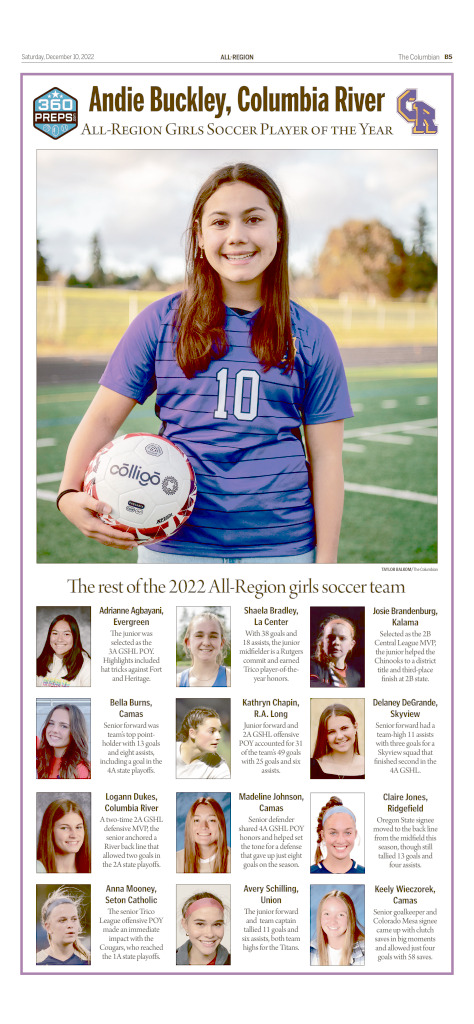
[33,87,78,138]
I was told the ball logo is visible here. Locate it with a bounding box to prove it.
[33,87,78,139]
[110,462,161,486]
[83,432,197,543]
[162,475,179,495]
[145,443,163,457]
[126,501,145,515]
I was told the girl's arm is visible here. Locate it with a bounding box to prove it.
[304,420,345,564]
[57,386,139,549]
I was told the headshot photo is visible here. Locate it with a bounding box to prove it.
[310,792,364,875]
[310,884,365,966]
[310,699,365,780]
[176,884,231,966]
[36,884,91,965]
[310,607,364,688]
[176,792,231,873]
[176,607,231,688]
[176,699,231,780]
[36,793,91,874]
[36,607,91,687]
[36,699,91,780]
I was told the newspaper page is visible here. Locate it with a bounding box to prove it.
[18,17,455,988]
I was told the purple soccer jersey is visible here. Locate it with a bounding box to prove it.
[100,295,353,557]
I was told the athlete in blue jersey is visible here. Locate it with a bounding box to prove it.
[311,796,364,874]
[57,164,353,563]
[177,612,230,688]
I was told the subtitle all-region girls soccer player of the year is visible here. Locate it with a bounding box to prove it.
[57,163,353,564]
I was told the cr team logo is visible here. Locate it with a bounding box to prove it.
[397,89,437,134]
[33,87,78,139]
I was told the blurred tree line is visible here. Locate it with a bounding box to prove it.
[37,208,437,299]
[37,233,167,291]
[314,208,436,298]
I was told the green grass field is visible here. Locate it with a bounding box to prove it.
[37,367,437,564]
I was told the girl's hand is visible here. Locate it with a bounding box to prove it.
[58,490,138,549]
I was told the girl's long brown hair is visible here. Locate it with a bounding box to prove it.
[36,704,91,780]
[37,799,91,873]
[183,797,229,874]
[37,614,88,681]
[175,163,294,379]
[313,704,360,759]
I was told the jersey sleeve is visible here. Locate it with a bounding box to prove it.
[99,297,176,404]
[209,759,231,779]
[301,319,353,425]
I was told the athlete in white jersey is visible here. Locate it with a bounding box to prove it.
[176,706,230,780]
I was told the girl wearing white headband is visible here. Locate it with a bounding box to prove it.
[311,796,364,874]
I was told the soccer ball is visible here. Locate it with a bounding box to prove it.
[83,433,197,543]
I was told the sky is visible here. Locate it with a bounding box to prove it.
[37,148,437,281]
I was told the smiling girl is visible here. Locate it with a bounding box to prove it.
[37,614,90,687]
[310,889,365,966]
[310,703,365,780]
[36,704,91,780]
[37,798,91,874]
[57,163,352,563]
[177,797,230,873]
[311,796,364,874]
[177,891,230,965]
[178,613,230,687]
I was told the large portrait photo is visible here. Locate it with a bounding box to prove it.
[36,148,437,565]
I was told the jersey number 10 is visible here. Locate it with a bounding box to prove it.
[214,368,260,421]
